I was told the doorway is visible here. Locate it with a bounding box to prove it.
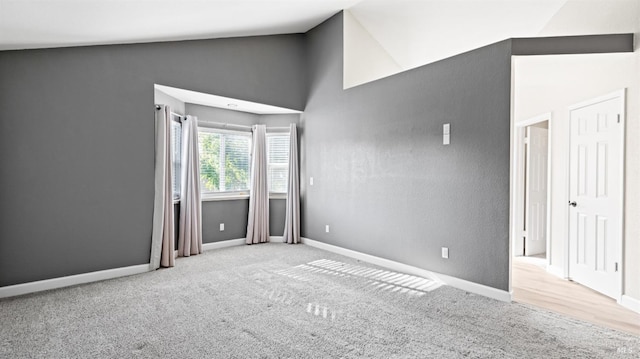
[513,114,551,267]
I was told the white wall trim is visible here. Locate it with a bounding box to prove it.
[0,264,149,299]
[301,237,512,302]
[619,295,640,314]
[0,238,250,299]
[202,238,246,251]
[270,236,284,243]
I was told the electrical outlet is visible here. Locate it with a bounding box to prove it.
[220,223,225,231]
[441,247,449,259]
[325,225,330,233]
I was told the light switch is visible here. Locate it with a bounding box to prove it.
[443,123,450,145]
[442,247,449,259]
[220,223,225,231]
[310,177,314,186]
[325,225,330,233]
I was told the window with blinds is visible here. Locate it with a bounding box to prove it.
[267,133,290,193]
[198,128,251,194]
[171,119,182,200]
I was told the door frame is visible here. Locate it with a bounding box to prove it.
[566,89,626,301]
[511,113,552,265]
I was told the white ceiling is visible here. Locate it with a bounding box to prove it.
[344,0,639,86]
[0,0,362,50]
[155,84,301,115]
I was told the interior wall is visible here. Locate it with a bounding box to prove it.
[303,13,513,291]
[0,34,306,287]
[513,52,639,300]
[187,103,259,127]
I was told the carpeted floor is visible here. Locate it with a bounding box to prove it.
[1,243,638,358]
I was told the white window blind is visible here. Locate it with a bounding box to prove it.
[267,134,290,193]
[171,119,182,200]
[198,128,251,194]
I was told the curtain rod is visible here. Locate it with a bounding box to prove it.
[200,121,291,132]
[155,106,291,131]
[154,105,185,120]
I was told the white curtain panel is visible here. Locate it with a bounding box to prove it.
[178,116,203,257]
[246,125,270,244]
[150,105,175,270]
[283,123,301,244]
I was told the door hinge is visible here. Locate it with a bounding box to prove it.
[615,262,619,272]
[524,136,530,144]
[617,114,621,123]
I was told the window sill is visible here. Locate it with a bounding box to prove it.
[198,193,288,202]
[202,194,250,201]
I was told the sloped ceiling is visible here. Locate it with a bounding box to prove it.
[345,0,640,87]
[2,0,637,88]
[0,0,362,50]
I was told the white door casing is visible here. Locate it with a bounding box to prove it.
[525,126,548,256]
[568,90,624,299]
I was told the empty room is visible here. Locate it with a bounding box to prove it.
[1,0,639,358]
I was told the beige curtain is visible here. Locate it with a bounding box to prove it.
[150,105,175,269]
[283,124,300,244]
[246,125,270,244]
[178,115,203,256]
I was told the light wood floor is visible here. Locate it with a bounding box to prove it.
[512,256,640,336]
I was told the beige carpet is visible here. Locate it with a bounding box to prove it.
[1,243,638,358]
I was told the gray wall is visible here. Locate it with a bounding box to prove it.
[187,103,259,126]
[302,13,513,290]
[202,200,249,242]
[511,33,634,56]
[0,34,306,287]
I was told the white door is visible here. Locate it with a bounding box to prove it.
[568,92,624,299]
[524,126,548,256]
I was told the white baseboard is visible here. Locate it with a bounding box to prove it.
[202,238,246,251]
[201,237,284,249]
[547,264,565,279]
[301,237,512,302]
[0,264,149,299]
[619,295,640,314]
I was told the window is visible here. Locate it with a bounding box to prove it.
[198,128,252,195]
[171,118,182,200]
[267,133,290,193]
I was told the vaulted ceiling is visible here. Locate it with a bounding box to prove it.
[2,0,638,87]
[344,0,640,86]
